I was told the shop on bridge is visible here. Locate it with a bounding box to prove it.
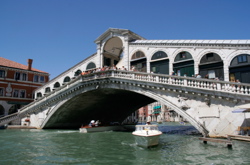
[229,54,250,83]
[150,51,169,74]
[173,51,194,77]
[130,51,147,72]
[199,53,224,80]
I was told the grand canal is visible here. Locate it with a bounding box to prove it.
[0,123,249,165]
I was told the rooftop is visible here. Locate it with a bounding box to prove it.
[0,57,48,74]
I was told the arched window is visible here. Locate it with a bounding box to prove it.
[74,70,82,76]
[199,53,224,80]
[151,51,168,60]
[63,76,71,83]
[229,54,250,83]
[0,105,4,116]
[174,51,193,62]
[86,62,96,70]
[131,51,147,72]
[54,82,60,88]
[132,51,145,60]
[36,92,42,98]
[150,51,169,74]
[173,51,194,77]
[45,87,51,93]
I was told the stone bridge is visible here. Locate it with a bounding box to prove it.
[1,70,250,137]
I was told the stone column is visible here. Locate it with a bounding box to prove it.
[96,41,102,68]
[122,34,129,70]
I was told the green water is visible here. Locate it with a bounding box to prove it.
[0,128,250,165]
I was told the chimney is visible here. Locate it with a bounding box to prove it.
[27,59,33,71]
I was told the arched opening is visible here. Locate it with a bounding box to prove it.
[74,70,82,76]
[229,54,250,83]
[63,76,71,83]
[103,37,123,67]
[150,51,169,74]
[86,62,96,70]
[36,92,42,98]
[173,51,194,77]
[199,53,224,80]
[54,82,60,89]
[0,105,4,117]
[45,87,51,93]
[8,104,21,115]
[131,51,147,72]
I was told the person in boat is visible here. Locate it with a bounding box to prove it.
[95,120,99,127]
[89,120,95,127]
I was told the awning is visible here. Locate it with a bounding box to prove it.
[153,106,161,110]
[232,108,250,113]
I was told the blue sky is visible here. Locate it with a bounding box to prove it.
[1,0,250,79]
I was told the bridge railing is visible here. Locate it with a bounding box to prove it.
[2,70,250,126]
[82,70,250,95]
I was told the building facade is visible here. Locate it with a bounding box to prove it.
[0,57,49,121]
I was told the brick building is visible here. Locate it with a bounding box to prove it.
[0,57,49,119]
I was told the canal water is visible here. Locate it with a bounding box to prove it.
[0,123,249,165]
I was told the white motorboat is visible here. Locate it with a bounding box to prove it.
[79,125,124,133]
[132,124,162,147]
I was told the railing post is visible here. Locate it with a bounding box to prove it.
[156,76,159,82]
[132,73,135,80]
[184,78,187,86]
[111,70,114,77]
[216,82,221,91]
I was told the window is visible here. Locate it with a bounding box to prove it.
[22,73,27,81]
[13,89,19,97]
[20,90,26,98]
[0,88,4,96]
[151,51,168,60]
[34,75,39,82]
[0,70,5,78]
[237,55,247,63]
[15,72,21,80]
[132,51,145,60]
[45,87,51,93]
[40,76,45,82]
[180,52,186,59]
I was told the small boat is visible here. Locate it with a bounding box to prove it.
[79,125,124,133]
[0,124,8,129]
[132,124,162,147]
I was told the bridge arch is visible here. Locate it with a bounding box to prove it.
[38,79,208,135]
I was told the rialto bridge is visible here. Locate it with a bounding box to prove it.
[1,28,250,137]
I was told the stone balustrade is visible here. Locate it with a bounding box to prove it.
[1,70,250,127]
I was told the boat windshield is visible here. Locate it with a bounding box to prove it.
[135,125,159,131]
